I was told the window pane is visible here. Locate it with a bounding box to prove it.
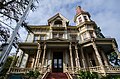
[54,59,57,68]
[79,17,82,22]
[58,59,62,68]
[40,36,44,40]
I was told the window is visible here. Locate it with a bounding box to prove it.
[54,59,57,68]
[89,31,94,38]
[33,35,39,42]
[70,35,76,40]
[53,33,58,38]
[59,34,63,38]
[82,32,87,40]
[78,17,82,22]
[54,20,62,26]
[53,33,63,38]
[83,16,87,21]
[40,35,45,40]
[58,59,62,68]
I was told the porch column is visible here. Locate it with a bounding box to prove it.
[101,50,109,66]
[92,42,103,66]
[69,42,74,73]
[41,43,46,68]
[34,43,41,69]
[19,52,25,67]
[80,47,86,68]
[8,48,19,73]
[92,42,106,75]
[75,44,80,69]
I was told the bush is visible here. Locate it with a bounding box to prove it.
[101,75,120,79]
[77,71,99,79]
[25,70,40,79]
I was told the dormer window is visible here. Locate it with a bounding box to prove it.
[83,16,88,21]
[54,20,62,25]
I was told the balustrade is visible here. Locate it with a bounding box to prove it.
[9,66,120,74]
[65,66,120,74]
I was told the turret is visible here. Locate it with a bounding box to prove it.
[74,6,98,42]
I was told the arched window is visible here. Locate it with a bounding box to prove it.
[54,20,62,25]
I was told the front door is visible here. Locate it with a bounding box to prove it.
[52,52,63,72]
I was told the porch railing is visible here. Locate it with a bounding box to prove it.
[66,66,120,74]
[9,66,120,74]
[9,67,33,74]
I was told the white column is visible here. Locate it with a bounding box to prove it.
[101,50,109,66]
[34,43,41,69]
[92,42,106,75]
[92,42,103,66]
[69,42,74,73]
[42,43,46,67]
[80,47,86,68]
[75,44,81,69]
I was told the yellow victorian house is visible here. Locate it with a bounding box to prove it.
[7,6,120,79]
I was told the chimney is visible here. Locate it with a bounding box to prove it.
[76,6,84,15]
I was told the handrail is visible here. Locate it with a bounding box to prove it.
[65,72,73,79]
[40,65,51,79]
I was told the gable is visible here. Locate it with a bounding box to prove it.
[48,13,69,23]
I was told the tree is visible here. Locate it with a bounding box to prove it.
[0,0,37,43]
[0,0,37,22]
[107,51,120,66]
[0,56,13,78]
[0,25,10,43]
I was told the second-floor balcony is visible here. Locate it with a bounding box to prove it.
[53,24,63,27]
[52,24,65,30]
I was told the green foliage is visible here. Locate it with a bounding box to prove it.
[26,70,40,79]
[0,56,13,76]
[108,51,120,66]
[77,71,99,79]
[101,75,120,79]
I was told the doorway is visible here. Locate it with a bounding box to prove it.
[52,52,63,72]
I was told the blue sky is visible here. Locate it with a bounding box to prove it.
[22,0,120,50]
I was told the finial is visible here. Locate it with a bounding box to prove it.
[76,6,84,15]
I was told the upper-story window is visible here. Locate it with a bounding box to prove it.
[89,31,94,38]
[54,20,62,25]
[33,35,39,42]
[53,33,63,38]
[70,35,77,40]
[83,16,88,21]
[82,32,87,40]
[40,35,45,40]
[78,17,82,22]
[54,20,62,27]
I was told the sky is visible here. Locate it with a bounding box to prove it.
[21,0,120,50]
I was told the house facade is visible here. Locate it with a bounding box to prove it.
[8,6,120,78]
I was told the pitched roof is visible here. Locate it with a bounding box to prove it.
[48,13,69,23]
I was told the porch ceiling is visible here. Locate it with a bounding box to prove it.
[18,42,38,50]
[98,44,113,54]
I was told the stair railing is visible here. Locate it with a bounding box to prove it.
[40,65,51,79]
